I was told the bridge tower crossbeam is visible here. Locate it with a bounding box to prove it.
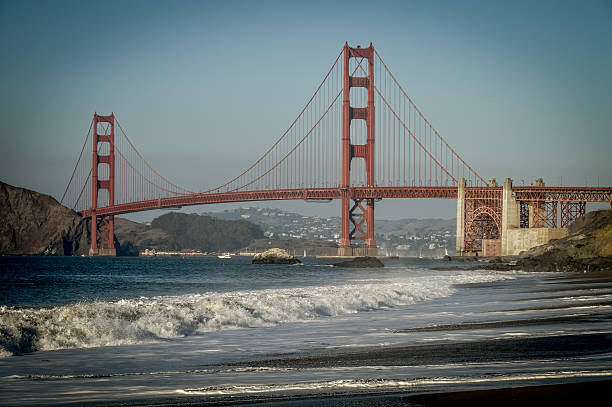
[339,43,377,256]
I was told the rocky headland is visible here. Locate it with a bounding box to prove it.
[515,208,612,272]
[0,181,91,256]
[0,181,139,256]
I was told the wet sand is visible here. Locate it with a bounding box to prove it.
[404,380,612,407]
[223,333,612,369]
[97,380,612,406]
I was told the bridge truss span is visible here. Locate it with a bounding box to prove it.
[513,187,612,203]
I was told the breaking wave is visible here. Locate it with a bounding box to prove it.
[0,271,511,356]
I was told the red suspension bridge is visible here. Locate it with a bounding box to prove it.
[61,43,612,257]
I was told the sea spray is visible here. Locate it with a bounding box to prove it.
[0,271,512,355]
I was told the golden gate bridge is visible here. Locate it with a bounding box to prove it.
[60,43,612,257]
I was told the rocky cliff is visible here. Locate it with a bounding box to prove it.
[0,181,90,255]
[516,208,612,272]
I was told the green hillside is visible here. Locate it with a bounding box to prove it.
[150,213,264,252]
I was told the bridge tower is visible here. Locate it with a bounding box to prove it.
[89,113,116,256]
[339,43,377,256]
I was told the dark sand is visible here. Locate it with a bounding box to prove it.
[404,380,612,407]
[223,333,612,369]
[99,380,612,406]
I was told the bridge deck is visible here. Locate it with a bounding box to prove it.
[80,186,612,217]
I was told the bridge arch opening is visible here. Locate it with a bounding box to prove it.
[465,206,501,255]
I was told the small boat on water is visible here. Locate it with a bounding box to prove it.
[217,253,231,259]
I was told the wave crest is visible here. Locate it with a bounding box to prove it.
[0,271,510,355]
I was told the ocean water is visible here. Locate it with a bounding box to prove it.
[1,256,611,405]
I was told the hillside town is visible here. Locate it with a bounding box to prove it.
[202,207,456,257]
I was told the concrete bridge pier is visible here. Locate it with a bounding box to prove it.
[90,248,117,256]
[455,178,465,256]
[500,178,521,256]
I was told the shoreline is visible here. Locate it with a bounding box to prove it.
[434,262,612,274]
[89,379,612,406]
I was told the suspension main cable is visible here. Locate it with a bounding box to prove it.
[227,89,343,193]
[375,85,457,184]
[61,117,94,205]
[114,146,188,196]
[206,48,344,193]
[114,118,195,195]
[224,53,365,193]
[374,50,486,185]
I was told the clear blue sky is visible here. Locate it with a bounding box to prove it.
[1,0,610,220]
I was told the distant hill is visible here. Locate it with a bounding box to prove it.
[376,218,456,236]
[114,217,169,250]
[151,213,264,252]
[115,213,264,252]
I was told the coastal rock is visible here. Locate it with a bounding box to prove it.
[333,256,384,268]
[252,248,302,264]
[0,181,91,256]
[516,209,612,272]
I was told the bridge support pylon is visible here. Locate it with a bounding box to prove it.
[89,113,116,256]
[338,43,377,257]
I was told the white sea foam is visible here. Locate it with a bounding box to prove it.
[0,270,512,355]
[178,370,612,395]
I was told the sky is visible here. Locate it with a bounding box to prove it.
[1,0,611,221]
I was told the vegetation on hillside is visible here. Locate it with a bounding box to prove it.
[150,213,264,252]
